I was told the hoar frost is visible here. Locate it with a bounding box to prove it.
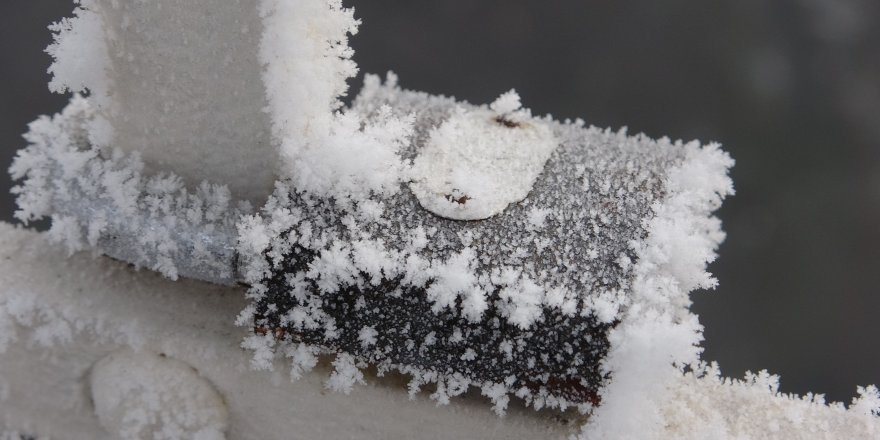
[10,96,246,284]
[9,1,878,439]
[1,222,877,438]
[45,0,415,206]
[234,75,728,417]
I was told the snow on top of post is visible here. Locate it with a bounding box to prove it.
[47,0,278,205]
[46,0,414,205]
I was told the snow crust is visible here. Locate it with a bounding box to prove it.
[410,90,558,220]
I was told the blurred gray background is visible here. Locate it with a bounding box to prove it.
[2,1,878,404]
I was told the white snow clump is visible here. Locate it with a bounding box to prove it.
[410,90,558,220]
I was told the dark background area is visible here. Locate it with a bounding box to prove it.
[2,1,878,404]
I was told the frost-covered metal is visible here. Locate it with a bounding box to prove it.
[237,76,714,413]
[10,70,733,417]
[10,97,244,286]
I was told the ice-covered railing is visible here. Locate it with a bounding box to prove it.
[4,1,879,439]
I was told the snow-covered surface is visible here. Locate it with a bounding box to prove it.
[581,140,735,439]
[260,1,414,203]
[9,96,245,285]
[0,223,573,439]
[46,0,414,207]
[90,349,228,440]
[236,74,698,415]
[7,78,723,408]
[661,365,879,439]
[410,90,558,220]
[1,224,877,438]
[48,0,277,205]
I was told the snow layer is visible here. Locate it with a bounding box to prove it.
[1,224,877,438]
[659,364,879,439]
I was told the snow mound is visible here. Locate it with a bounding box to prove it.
[410,90,558,220]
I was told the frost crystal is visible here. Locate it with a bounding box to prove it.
[260,0,414,203]
[326,354,365,394]
[358,326,378,348]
